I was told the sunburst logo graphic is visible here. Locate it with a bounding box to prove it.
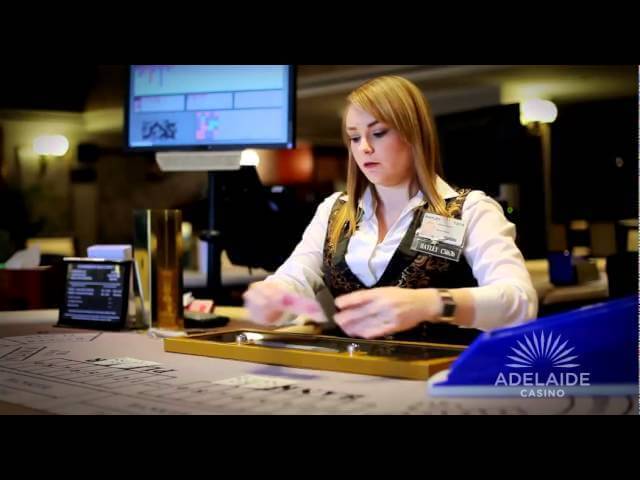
[506,331,579,369]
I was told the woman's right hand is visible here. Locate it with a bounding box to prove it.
[242,280,290,325]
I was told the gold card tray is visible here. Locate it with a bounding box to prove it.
[164,329,466,380]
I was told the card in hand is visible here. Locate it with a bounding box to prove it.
[280,292,328,323]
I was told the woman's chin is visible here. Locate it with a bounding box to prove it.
[362,170,387,183]
[366,177,401,187]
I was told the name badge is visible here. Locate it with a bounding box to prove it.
[410,213,466,262]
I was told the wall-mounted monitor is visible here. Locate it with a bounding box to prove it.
[125,65,295,151]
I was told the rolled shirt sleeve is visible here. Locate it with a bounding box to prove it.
[461,191,538,330]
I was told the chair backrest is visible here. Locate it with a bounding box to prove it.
[606,252,638,299]
[589,222,617,257]
[26,237,75,257]
[217,167,281,270]
[548,224,568,251]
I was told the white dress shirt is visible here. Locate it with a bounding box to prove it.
[266,176,538,331]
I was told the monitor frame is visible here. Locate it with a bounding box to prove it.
[123,65,296,152]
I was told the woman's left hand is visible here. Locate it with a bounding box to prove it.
[334,287,441,339]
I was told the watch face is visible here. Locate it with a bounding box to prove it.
[438,290,456,319]
[442,301,457,318]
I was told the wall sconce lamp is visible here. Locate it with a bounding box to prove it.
[32,134,70,176]
[520,99,558,132]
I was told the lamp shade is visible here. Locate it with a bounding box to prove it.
[520,99,558,125]
[33,135,70,156]
[240,149,260,167]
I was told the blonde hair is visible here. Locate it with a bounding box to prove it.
[329,75,448,249]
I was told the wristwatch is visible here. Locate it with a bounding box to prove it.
[437,289,457,322]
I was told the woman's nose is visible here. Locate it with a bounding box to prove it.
[359,137,373,154]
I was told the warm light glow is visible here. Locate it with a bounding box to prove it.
[240,149,260,166]
[33,135,70,156]
[520,99,558,125]
[181,222,193,238]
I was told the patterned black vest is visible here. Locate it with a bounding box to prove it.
[322,189,481,344]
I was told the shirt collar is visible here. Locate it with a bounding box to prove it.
[358,176,459,220]
[436,176,460,201]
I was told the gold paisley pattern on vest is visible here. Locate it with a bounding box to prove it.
[323,189,472,296]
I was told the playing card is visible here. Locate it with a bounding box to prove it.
[187,299,214,313]
[280,292,328,323]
